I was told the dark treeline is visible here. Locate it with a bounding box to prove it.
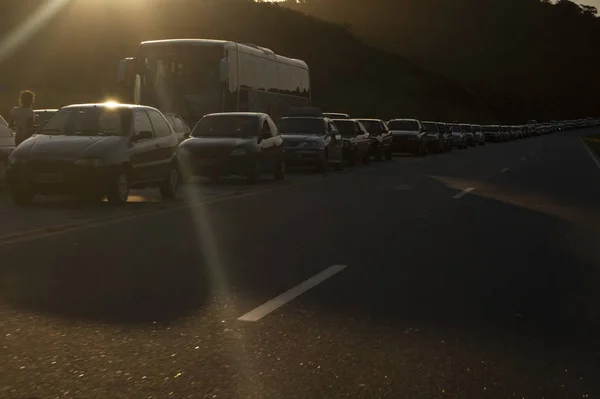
[0,0,494,122]
[282,0,600,122]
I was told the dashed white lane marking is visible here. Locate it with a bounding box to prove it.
[521,157,527,161]
[453,187,474,199]
[501,167,510,173]
[582,140,600,171]
[237,265,348,322]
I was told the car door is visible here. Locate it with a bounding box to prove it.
[129,109,158,183]
[147,109,177,180]
[355,121,370,158]
[326,120,343,162]
[258,118,277,172]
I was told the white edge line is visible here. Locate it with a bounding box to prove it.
[452,187,474,199]
[237,265,348,322]
[582,139,600,171]
[501,167,509,173]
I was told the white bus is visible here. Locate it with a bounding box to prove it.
[118,39,311,125]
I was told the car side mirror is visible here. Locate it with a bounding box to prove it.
[136,130,153,141]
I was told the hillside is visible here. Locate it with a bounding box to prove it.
[282,0,600,122]
[0,0,495,122]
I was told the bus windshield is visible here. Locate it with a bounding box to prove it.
[137,43,225,126]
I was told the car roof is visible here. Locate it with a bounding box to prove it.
[204,112,267,118]
[389,118,419,122]
[61,103,147,110]
[34,109,59,112]
[355,118,384,122]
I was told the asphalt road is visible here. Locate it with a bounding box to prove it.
[1,130,600,398]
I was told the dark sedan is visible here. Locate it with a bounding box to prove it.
[277,116,344,172]
[179,113,285,183]
[355,119,392,161]
[7,103,181,205]
[332,119,371,166]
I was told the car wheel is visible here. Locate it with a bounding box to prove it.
[274,158,285,180]
[375,147,383,161]
[160,165,180,199]
[385,147,393,160]
[317,155,329,173]
[246,161,261,184]
[362,150,370,164]
[107,171,129,205]
[9,185,33,206]
[420,143,428,157]
[349,149,358,166]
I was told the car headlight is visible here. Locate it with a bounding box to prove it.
[230,148,247,156]
[74,158,104,167]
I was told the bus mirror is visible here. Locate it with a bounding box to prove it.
[219,58,229,82]
[118,57,136,86]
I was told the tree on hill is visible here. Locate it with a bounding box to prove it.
[283,0,600,122]
[0,0,495,122]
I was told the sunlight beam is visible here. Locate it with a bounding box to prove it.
[0,0,71,64]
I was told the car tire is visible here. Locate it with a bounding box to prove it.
[273,158,285,180]
[317,155,329,173]
[247,161,261,184]
[107,171,129,205]
[160,165,180,199]
[385,147,392,160]
[349,149,358,166]
[375,146,383,161]
[9,186,33,206]
[420,143,428,157]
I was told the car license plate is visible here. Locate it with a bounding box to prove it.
[36,173,63,184]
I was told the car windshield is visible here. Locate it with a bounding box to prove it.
[34,111,58,127]
[461,125,473,133]
[388,120,419,131]
[449,124,462,133]
[334,120,357,136]
[357,120,383,134]
[38,107,129,136]
[483,126,497,132]
[422,122,438,133]
[192,115,259,138]
[277,118,326,135]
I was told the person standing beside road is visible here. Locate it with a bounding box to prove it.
[9,90,35,146]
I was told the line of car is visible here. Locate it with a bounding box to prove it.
[1,104,598,206]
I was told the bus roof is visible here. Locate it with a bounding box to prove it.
[139,39,309,69]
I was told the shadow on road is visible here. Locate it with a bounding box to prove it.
[0,213,211,324]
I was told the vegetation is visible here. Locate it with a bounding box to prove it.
[0,0,494,122]
[282,0,600,123]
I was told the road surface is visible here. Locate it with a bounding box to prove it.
[1,129,599,398]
